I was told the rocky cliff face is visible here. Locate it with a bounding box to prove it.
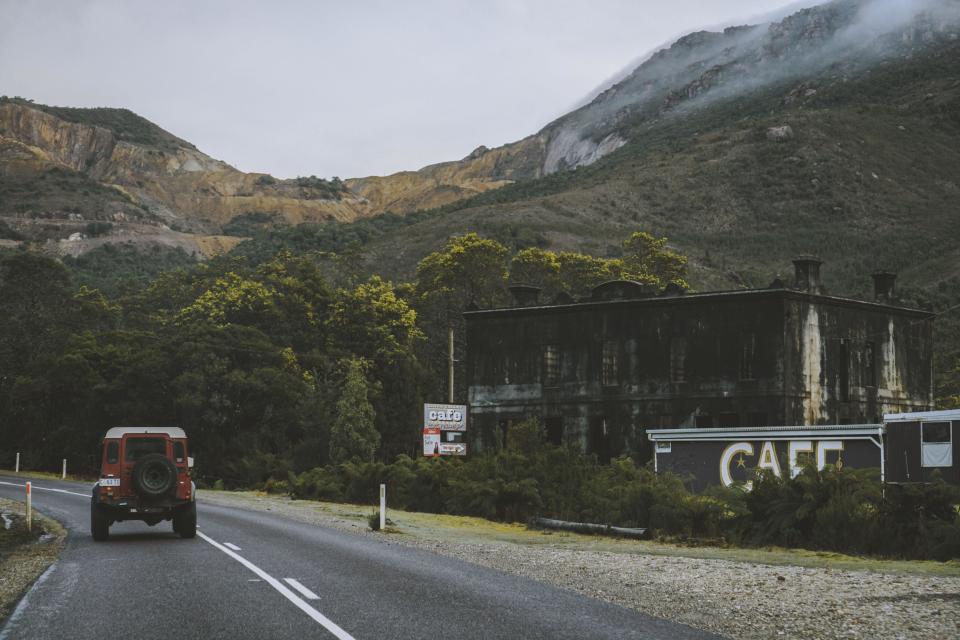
[0,100,372,230]
[2,0,957,258]
[0,96,524,251]
[353,0,960,198]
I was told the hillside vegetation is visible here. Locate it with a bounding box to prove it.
[3,97,196,152]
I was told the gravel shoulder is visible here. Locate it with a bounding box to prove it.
[200,490,960,640]
[0,498,67,624]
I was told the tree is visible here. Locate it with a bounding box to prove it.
[328,276,422,364]
[329,358,380,464]
[415,233,508,309]
[509,247,562,297]
[620,231,689,289]
[555,252,620,299]
[176,272,276,328]
[414,233,509,403]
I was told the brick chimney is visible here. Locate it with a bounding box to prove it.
[792,256,823,293]
[508,283,541,307]
[872,271,896,302]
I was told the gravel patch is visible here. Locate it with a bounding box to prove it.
[201,491,960,640]
[0,498,67,624]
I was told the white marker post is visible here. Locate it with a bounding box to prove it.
[14,452,19,474]
[62,458,67,480]
[25,481,32,532]
[379,483,386,531]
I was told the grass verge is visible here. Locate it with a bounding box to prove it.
[0,498,67,625]
[200,489,960,578]
[0,468,95,483]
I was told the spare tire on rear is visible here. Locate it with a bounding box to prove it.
[132,453,177,497]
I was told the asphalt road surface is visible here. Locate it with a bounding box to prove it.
[0,475,720,640]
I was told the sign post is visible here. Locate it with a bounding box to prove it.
[62,458,67,480]
[14,452,19,474]
[423,403,467,457]
[25,481,31,532]
[379,484,386,531]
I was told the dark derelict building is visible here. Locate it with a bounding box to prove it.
[464,258,934,462]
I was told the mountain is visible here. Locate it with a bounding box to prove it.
[2,0,959,284]
[339,0,960,290]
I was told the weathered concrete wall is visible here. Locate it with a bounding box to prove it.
[466,288,933,462]
[783,297,933,425]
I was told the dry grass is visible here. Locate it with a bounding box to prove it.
[201,489,960,578]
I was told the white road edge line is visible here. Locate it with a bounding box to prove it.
[197,532,354,640]
[0,480,351,638]
[284,578,320,600]
[224,542,242,551]
[0,480,88,497]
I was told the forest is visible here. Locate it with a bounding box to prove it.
[2,231,958,560]
[0,231,685,482]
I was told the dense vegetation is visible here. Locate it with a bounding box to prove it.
[0,231,684,482]
[64,244,198,297]
[4,231,956,560]
[292,175,348,200]
[1,96,193,151]
[0,166,147,229]
[285,418,960,561]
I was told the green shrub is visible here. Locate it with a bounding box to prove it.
[283,442,960,560]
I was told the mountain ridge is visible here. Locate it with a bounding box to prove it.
[1,0,959,267]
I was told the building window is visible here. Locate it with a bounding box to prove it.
[838,339,850,402]
[498,419,512,448]
[542,344,560,387]
[747,412,768,427]
[739,332,756,380]
[719,413,739,428]
[670,337,686,382]
[590,417,609,462]
[545,416,563,445]
[863,341,876,388]
[602,340,619,386]
[921,422,953,468]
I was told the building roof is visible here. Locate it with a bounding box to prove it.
[647,424,884,441]
[463,286,933,320]
[884,409,960,423]
[103,427,187,439]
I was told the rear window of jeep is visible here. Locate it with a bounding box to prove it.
[125,438,166,461]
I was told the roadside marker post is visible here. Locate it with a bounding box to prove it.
[14,452,19,473]
[379,484,386,531]
[62,458,67,480]
[26,481,31,532]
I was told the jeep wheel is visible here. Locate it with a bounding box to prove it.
[132,453,177,497]
[91,501,109,541]
[174,502,197,539]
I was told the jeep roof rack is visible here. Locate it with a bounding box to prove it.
[103,427,187,439]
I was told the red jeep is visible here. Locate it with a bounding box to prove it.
[90,427,196,541]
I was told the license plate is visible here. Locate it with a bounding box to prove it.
[100,478,121,487]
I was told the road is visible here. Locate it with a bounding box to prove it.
[0,475,719,640]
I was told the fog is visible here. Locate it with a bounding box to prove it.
[0,0,826,179]
[541,0,960,173]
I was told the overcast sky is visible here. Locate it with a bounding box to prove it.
[0,0,817,179]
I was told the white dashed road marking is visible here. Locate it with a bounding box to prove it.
[198,532,354,640]
[284,578,320,600]
[0,479,353,639]
[224,542,242,551]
